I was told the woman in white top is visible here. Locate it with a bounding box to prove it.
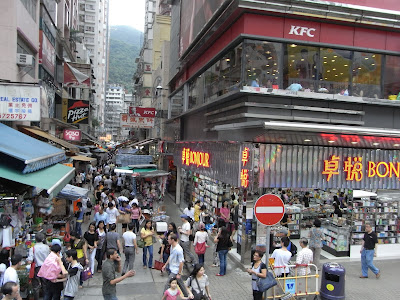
[193,223,208,264]
[183,202,195,221]
[271,237,292,277]
[185,264,211,299]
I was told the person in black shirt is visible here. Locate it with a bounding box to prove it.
[360,223,380,279]
[331,203,343,217]
[303,192,310,208]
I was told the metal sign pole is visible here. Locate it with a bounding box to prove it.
[265,226,270,262]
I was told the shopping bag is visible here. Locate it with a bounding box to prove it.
[81,267,93,281]
[29,262,35,279]
[257,271,277,292]
[153,260,165,271]
[137,239,145,248]
[117,213,130,224]
[37,252,62,281]
[194,242,206,255]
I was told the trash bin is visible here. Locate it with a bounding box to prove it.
[320,262,345,299]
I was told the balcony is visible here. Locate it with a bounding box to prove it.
[85,5,96,12]
[85,16,96,23]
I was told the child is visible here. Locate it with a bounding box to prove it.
[162,277,189,300]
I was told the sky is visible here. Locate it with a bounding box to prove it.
[109,0,145,31]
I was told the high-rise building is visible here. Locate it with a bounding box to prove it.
[105,84,125,140]
[77,0,109,134]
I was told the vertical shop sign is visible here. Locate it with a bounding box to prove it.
[239,146,251,188]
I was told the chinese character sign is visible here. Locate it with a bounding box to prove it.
[240,145,252,188]
[0,85,41,121]
[322,155,400,182]
[120,113,155,128]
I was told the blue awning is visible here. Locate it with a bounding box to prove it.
[0,123,66,173]
[0,163,75,198]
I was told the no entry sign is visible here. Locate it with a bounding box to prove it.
[254,194,285,226]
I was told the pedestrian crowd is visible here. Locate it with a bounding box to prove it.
[0,161,381,300]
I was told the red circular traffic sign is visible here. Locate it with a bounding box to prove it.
[254,194,285,226]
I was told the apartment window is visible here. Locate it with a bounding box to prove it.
[85,26,95,32]
[17,36,36,78]
[20,0,37,22]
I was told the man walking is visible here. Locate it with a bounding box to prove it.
[161,234,192,298]
[26,233,50,300]
[122,223,139,275]
[360,223,380,279]
[296,237,314,299]
[1,282,21,300]
[178,214,196,264]
[102,248,135,300]
[94,205,109,226]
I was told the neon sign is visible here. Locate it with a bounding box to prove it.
[322,155,400,181]
[240,147,250,188]
[181,148,210,168]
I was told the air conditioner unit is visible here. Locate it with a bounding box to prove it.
[16,54,33,66]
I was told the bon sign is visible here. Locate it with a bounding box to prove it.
[254,194,285,226]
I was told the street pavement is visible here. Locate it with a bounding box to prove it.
[74,191,400,300]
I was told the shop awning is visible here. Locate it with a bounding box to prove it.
[18,126,79,153]
[0,163,75,197]
[124,138,159,148]
[353,190,377,198]
[114,166,169,178]
[57,184,89,201]
[70,155,97,163]
[0,123,66,173]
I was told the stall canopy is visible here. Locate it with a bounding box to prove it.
[0,163,75,197]
[18,125,79,154]
[57,184,89,201]
[353,190,378,198]
[115,165,169,178]
[0,123,66,173]
[70,155,97,163]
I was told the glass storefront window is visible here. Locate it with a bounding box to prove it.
[319,48,351,95]
[204,44,242,103]
[384,55,400,99]
[351,52,382,98]
[244,41,282,88]
[285,45,318,90]
[188,76,204,110]
[169,90,184,118]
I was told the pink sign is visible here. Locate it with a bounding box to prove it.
[128,107,156,117]
[63,129,82,141]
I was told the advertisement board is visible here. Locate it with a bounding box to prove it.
[63,129,82,141]
[120,113,155,128]
[128,107,156,117]
[39,31,55,75]
[0,85,41,121]
[62,99,89,124]
[180,0,226,57]
[64,63,91,87]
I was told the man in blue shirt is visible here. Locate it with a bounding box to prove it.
[94,205,109,226]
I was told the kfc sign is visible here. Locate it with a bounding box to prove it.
[289,25,316,37]
[129,107,156,117]
[63,129,82,141]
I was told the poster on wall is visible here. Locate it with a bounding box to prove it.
[0,85,41,121]
[62,99,89,124]
[180,0,226,57]
[120,113,155,128]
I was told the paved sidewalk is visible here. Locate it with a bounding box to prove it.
[74,192,400,300]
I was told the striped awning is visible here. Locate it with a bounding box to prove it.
[0,123,66,173]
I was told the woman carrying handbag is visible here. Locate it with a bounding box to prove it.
[185,264,211,300]
[246,250,268,300]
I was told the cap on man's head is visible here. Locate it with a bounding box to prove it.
[180,214,188,219]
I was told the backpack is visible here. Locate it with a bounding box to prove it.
[288,241,297,257]
[86,199,93,209]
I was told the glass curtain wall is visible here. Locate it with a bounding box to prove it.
[244,41,282,88]
[175,40,400,117]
